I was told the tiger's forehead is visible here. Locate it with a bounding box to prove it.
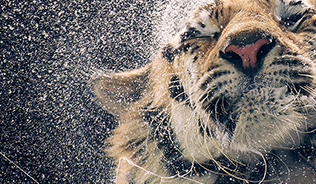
[188,0,315,39]
[191,0,313,28]
[218,0,315,10]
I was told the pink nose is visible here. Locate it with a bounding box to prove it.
[225,39,270,69]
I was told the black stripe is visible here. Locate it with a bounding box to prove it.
[142,106,186,175]
[169,75,189,103]
[141,108,241,179]
[289,0,303,6]
[209,8,214,18]
[200,70,230,90]
[180,27,201,42]
[198,90,236,134]
[182,43,192,54]
[162,44,175,62]
[215,9,219,19]
[191,45,201,54]
[162,43,200,63]
[142,106,230,176]
[193,56,199,63]
[213,32,220,39]
[302,28,316,34]
[198,119,214,137]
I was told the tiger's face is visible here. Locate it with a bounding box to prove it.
[158,0,316,162]
[92,0,316,183]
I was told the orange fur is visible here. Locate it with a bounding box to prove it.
[92,0,316,183]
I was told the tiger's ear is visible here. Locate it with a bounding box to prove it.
[91,64,151,116]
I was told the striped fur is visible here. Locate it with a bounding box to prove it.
[92,0,316,183]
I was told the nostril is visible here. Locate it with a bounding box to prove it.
[256,39,275,63]
[220,38,275,76]
[219,50,244,70]
[225,39,270,69]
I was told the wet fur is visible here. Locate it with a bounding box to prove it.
[92,0,316,183]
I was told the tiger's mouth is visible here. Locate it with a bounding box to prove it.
[200,79,304,138]
[199,49,314,136]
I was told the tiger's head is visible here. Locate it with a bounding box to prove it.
[92,0,316,183]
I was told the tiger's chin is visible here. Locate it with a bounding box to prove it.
[197,85,315,156]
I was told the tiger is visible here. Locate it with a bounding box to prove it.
[91,0,316,183]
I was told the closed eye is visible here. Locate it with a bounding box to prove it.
[275,0,313,31]
[282,12,304,27]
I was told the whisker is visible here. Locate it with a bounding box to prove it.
[300,85,316,97]
[143,91,200,177]
[0,151,40,184]
[200,118,246,167]
[202,133,261,183]
[298,73,314,79]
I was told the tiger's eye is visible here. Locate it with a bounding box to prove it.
[283,14,303,27]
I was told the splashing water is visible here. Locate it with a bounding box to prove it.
[1,0,214,183]
[153,0,213,47]
[2,0,316,183]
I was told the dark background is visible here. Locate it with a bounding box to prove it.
[0,0,158,183]
[2,0,316,183]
